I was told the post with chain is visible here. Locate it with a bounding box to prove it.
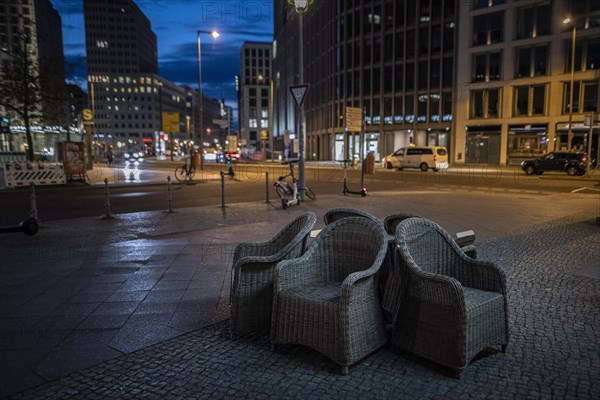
[29,182,38,221]
[100,178,116,219]
[265,172,270,203]
[220,171,225,208]
[167,176,173,213]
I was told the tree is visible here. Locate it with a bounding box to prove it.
[0,22,41,161]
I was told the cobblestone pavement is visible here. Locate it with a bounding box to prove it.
[1,190,599,399]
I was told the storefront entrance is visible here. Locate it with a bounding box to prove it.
[465,126,501,164]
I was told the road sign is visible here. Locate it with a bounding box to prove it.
[82,109,94,125]
[290,84,310,109]
[227,135,238,151]
[346,107,362,132]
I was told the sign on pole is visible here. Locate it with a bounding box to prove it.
[290,84,310,109]
[346,106,362,132]
[227,135,238,152]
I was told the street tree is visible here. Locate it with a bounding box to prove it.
[0,23,41,161]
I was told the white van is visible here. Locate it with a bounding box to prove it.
[381,146,449,172]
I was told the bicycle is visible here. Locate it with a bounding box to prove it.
[273,160,316,209]
[174,157,195,182]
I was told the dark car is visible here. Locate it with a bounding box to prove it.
[520,151,587,176]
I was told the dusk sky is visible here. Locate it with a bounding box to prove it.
[49,0,275,111]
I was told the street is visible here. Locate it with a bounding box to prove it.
[1,160,599,225]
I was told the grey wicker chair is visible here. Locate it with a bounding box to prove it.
[323,207,380,225]
[230,212,316,338]
[392,217,508,376]
[271,217,389,375]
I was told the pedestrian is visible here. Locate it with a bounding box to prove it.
[107,145,115,167]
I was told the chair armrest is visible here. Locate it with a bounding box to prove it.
[454,259,506,295]
[273,252,321,293]
[404,266,465,308]
[233,241,272,261]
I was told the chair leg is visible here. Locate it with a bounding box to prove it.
[341,365,348,375]
[501,344,507,353]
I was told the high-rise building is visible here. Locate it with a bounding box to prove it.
[454,0,599,166]
[273,1,457,162]
[0,0,69,153]
[238,41,272,157]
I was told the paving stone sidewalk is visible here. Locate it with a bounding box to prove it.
[5,209,599,400]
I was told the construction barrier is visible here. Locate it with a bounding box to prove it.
[3,162,67,187]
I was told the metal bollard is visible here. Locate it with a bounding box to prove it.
[167,176,173,213]
[100,178,116,219]
[265,172,270,203]
[220,171,225,208]
[29,182,38,221]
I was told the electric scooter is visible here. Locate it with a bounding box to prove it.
[341,159,367,197]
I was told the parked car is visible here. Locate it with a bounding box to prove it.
[218,150,240,163]
[520,151,587,176]
[381,146,449,172]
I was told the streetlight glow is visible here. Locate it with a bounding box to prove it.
[210,31,220,39]
[562,17,572,25]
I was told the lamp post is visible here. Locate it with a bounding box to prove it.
[197,30,220,171]
[288,0,313,200]
[563,17,576,151]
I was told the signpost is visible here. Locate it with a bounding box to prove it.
[346,106,366,191]
[82,108,94,170]
[289,84,310,200]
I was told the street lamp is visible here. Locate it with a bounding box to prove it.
[563,17,576,151]
[197,30,220,170]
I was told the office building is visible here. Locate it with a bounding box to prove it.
[238,41,272,158]
[454,0,599,165]
[273,0,457,162]
[0,0,69,153]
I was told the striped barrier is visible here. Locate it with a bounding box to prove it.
[3,162,67,187]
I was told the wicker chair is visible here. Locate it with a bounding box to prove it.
[230,212,316,338]
[323,207,380,225]
[271,217,389,375]
[392,217,508,376]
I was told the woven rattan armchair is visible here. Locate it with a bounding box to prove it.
[230,212,316,338]
[271,217,389,375]
[392,217,508,376]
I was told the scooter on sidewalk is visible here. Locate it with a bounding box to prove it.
[341,159,367,197]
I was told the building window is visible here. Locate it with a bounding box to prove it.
[249,119,258,128]
[566,37,600,73]
[564,80,599,114]
[473,11,504,46]
[249,131,257,141]
[514,85,546,117]
[516,45,548,78]
[567,0,600,30]
[471,88,501,118]
[472,51,502,82]
[473,0,505,10]
[516,3,551,39]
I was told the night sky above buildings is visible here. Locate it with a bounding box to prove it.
[50,0,274,112]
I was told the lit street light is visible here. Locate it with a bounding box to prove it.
[563,17,576,151]
[197,30,219,171]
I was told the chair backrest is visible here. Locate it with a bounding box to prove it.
[313,216,388,281]
[383,212,421,235]
[270,212,317,257]
[323,208,380,226]
[394,217,462,276]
